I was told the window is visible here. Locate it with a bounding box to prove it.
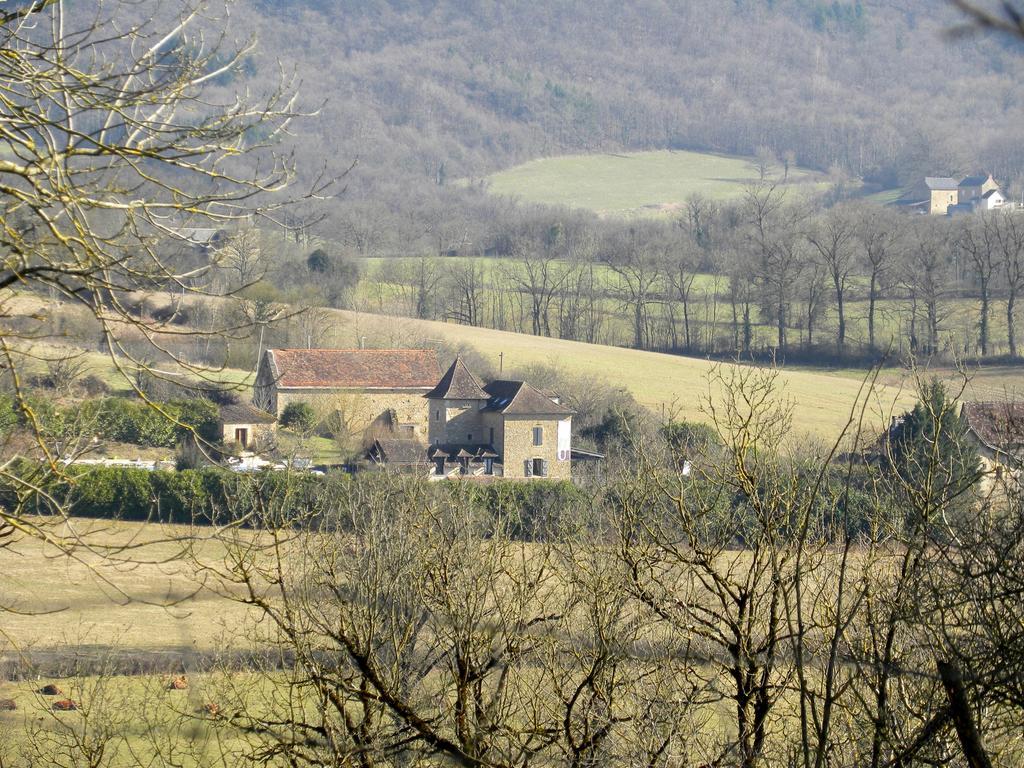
[533,458,546,477]
[489,427,494,445]
[533,426,544,446]
[468,433,472,442]
[235,428,249,448]
[435,410,440,421]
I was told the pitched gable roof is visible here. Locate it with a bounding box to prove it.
[425,356,488,400]
[219,402,276,425]
[370,437,428,465]
[483,380,573,416]
[926,177,958,191]
[962,401,1024,451]
[983,189,1004,200]
[265,349,440,390]
[959,174,992,188]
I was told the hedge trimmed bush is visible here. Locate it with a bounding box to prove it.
[280,402,317,433]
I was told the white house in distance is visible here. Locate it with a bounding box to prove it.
[904,173,1010,216]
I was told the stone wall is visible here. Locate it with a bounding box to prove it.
[501,416,571,480]
[220,420,276,450]
[930,189,957,215]
[276,389,431,439]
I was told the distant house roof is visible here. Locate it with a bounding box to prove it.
[959,174,991,188]
[169,227,223,245]
[962,401,1024,458]
[483,380,574,416]
[369,437,428,465]
[926,177,958,191]
[264,349,440,390]
[983,189,1004,200]
[425,356,488,400]
[219,402,276,425]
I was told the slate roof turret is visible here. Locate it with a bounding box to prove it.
[424,356,489,400]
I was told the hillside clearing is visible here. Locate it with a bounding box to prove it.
[483,149,830,216]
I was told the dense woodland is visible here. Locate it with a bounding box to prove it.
[214,0,1024,257]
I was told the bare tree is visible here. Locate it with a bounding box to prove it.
[986,210,1024,357]
[601,228,664,351]
[854,205,901,353]
[901,220,952,355]
[0,0,312,550]
[956,216,1001,356]
[807,207,856,352]
[215,229,266,290]
[744,184,806,353]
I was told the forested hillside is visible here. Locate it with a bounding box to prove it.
[229,0,1024,244]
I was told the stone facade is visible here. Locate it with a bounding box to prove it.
[428,400,503,448]
[425,357,574,480]
[220,419,275,450]
[253,348,440,444]
[277,388,431,438]
[500,416,571,480]
[930,188,957,215]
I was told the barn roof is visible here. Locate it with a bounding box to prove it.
[265,349,440,390]
[371,437,428,465]
[926,177,958,191]
[959,174,991,188]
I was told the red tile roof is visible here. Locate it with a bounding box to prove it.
[266,349,440,390]
[962,401,1024,450]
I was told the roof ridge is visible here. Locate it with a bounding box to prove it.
[425,355,489,400]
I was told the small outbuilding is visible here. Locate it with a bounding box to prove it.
[217,402,277,450]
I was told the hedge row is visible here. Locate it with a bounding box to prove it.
[5,463,586,535]
[0,395,220,448]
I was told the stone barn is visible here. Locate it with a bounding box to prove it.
[252,348,440,439]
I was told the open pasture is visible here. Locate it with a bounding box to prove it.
[483,149,830,216]
[326,308,915,441]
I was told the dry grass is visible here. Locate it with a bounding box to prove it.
[0,520,251,653]
[324,308,915,442]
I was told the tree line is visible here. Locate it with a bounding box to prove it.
[346,190,1024,365]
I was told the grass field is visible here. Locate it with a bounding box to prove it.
[0,520,251,653]
[484,149,830,216]
[324,308,916,441]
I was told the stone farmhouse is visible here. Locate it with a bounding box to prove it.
[424,357,574,480]
[912,173,1003,215]
[961,401,1023,492]
[253,348,441,438]
[925,177,959,215]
